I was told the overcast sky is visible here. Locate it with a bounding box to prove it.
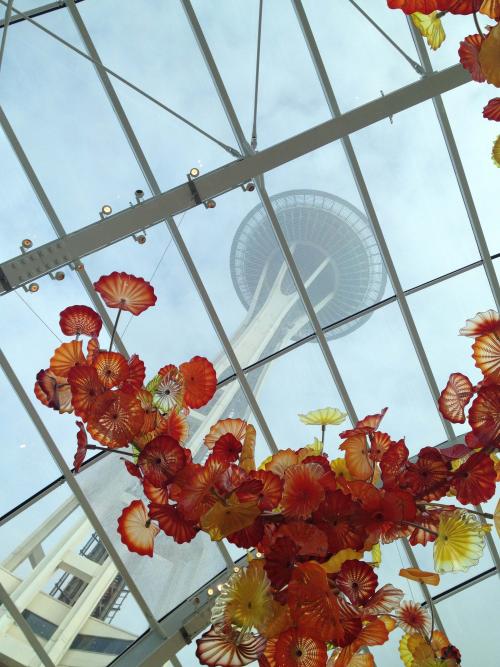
[0,1,499,664]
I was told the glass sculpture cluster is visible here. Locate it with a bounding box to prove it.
[35,273,499,667]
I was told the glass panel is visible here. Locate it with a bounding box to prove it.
[442,82,500,255]
[408,266,496,435]
[265,146,393,333]
[0,129,57,264]
[0,7,146,232]
[303,0,420,111]
[193,0,330,148]
[0,364,61,517]
[246,339,352,461]
[329,302,446,454]
[350,100,480,288]
[78,0,236,193]
[176,186,315,368]
[436,575,499,667]
[76,452,227,620]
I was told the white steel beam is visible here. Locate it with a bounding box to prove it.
[0,348,166,639]
[0,106,129,358]
[0,63,470,294]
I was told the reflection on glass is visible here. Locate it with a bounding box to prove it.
[436,575,499,667]
[0,483,147,665]
[329,302,446,454]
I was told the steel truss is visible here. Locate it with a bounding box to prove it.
[0,0,497,665]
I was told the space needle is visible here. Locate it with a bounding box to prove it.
[188,188,387,454]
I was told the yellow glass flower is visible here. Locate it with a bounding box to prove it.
[211,560,272,631]
[298,407,347,426]
[411,12,445,51]
[200,494,260,541]
[330,457,353,480]
[319,548,363,574]
[492,135,500,168]
[433,509,485,573]
[494,498,500,539]
[399,634,414,667]
[240,423,256,472]
[371,542,382,567]
[301,436,324,456]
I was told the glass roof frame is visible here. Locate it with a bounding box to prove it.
[0,1,498,665]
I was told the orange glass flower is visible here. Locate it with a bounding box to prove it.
[282,463,325,519]
[121,354,146,393]
[34,369,72,413]
[50,340,85,377]
[117,499,159,557]
[399,568,440,586]
[179,356,217,408]
[453,450,496,504]
[473,330,500,381]
[196,624,266,667]
[275,628,327,667]
[93,351,129,389]
[94,271,157,315]
[204,418,247,449]
[468,385,500,445]
[460,309,500,337]
[73,421,88,472]
[87,390,144,448]
[137,435,187,485]
[336,559,378,605]
[67,365,104,419]
[458,33,485,82]
[149,503,198,544]
[438,372,474,423]
[59,305,102,337]
[340,434,372,481]
[395,601,431,636]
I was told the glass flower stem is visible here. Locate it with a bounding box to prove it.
[321,424,326,445]
[109,307,123,352]
[473,11,484,37]
[86,444,135,457]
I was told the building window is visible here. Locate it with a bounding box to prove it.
[70,633,134,655]
[21,610,58,640]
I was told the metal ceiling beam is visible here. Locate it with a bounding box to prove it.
[0,106,128,357]
[0,62,470,295]
[0,0,86,28]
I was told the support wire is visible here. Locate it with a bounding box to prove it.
[251,0,263,150]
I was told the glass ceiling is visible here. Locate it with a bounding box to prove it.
[0,1,498,666]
